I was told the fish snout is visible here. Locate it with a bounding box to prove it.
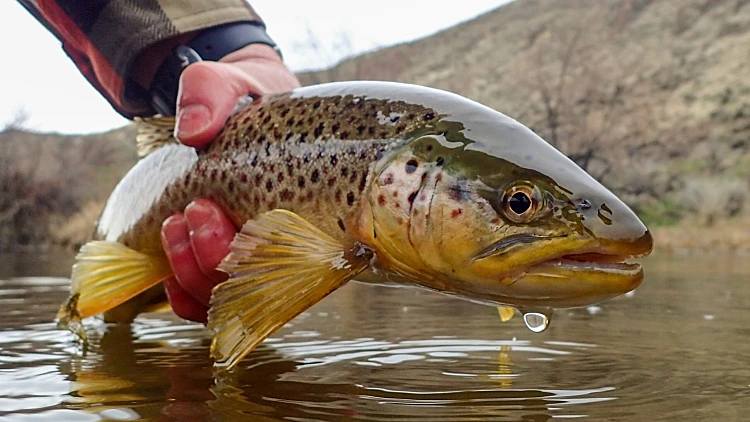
[577,194,653,258]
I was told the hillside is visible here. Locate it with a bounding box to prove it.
[301,0,750,228]
[0,125,136,250]
[2,0,748,252]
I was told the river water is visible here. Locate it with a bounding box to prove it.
[0,251,748,421]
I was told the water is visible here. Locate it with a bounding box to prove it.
[0,252,749,421]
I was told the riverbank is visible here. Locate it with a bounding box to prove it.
[651,216,750,255]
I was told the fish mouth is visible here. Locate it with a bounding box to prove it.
[531,252,642,276]
[466,231,652,308]
[505,250,646,308]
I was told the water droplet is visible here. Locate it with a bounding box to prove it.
[587,305,602,315]
[522,312,551,333]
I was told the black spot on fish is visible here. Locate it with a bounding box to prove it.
[298,176,306,188]
[341,131,350,139]
[358,173,368,192]
[357,124,366,135]
[330,154,338,166]
[314,123,325,138]
[265,179,274,192]
[347,192,355,206]
[286,117,294,126]
[280,189,294,201]
[341,166,349,177]
[338,219,346,231]
[281,108,290,117]
[332,123,340,133]
[424,112,435,120]
[311,169,320,183]
[408,191,418,206]
[406,159,418,174]
[277,172,284,183]
[328,177,337,187]
[313,100,321,109]
[390,115,400,123]
[436,157,444,166]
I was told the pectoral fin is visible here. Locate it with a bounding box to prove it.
[56,241,172,343]
[208,210,373,370]
[497,306,516,322]
[134,116,177,157]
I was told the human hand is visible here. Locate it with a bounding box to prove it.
[160,44,301,322]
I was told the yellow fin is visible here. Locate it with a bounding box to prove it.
[497,306,516,322]
[208,210,373,370]
[56,241,172,343]
[134,115,176,157]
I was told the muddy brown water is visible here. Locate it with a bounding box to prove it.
[0,251,748,421]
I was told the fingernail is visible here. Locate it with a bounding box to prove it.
[175,103,211,140]
[162,215,190,251]
[184,201,219,234]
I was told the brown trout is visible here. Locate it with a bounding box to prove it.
[57,81,653,369]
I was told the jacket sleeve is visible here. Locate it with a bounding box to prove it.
[18,0,265,118]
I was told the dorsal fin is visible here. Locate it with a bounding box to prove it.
[134,116,177,157]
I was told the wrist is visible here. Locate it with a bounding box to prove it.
[143,22,283,116]
[220,44,285,66]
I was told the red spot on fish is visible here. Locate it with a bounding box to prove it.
[451,209,463,218]
[378,194,386,206]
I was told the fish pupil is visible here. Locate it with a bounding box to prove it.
[509,192,531,215]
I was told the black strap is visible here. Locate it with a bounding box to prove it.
[149,21,281,116]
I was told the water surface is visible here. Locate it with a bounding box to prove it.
[0,252,748,421]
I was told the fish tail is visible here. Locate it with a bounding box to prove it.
[56,240,172,344]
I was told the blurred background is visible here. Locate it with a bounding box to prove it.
[1,0,749,254]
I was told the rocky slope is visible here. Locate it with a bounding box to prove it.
[2,0,748,252]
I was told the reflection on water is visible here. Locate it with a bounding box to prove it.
[1,253,749,421]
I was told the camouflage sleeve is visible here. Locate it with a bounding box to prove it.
[18,0,265,118]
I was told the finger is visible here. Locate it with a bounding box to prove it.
[184,198,234,285]
[161,214,215,307]
[174,62,263,148]
[163,275,208,323]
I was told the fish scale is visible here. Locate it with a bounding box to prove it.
[57,81,652,369]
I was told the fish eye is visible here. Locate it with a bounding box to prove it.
[502,186,538,223]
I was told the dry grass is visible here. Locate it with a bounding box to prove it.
[652,216,750,255]
[48,201,104,250]
[677,176,748,225]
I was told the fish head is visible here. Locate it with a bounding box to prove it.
[366,108,652,310]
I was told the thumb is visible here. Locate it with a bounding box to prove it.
[174,62,260,148]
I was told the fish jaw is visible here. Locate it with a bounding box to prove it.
[490,229,653,308]
[462,190,653,309]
